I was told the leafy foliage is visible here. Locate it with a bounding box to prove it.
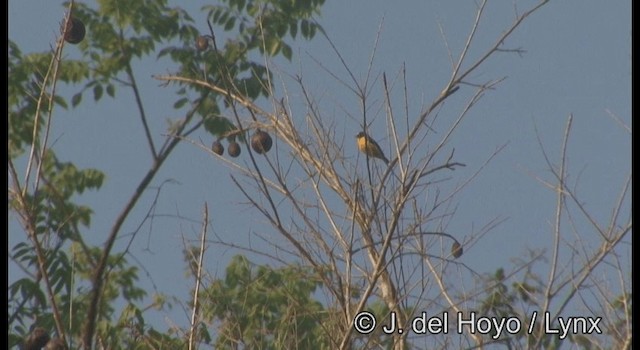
[200,255,332,349]
[8,40,90,156]
[9,0,325,348]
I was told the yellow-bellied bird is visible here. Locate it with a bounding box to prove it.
[356,132,389,165]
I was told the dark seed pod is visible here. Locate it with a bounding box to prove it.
[228,141,241,157]
[451,241,463,259]
[212,140,224,155]
[195,35,209,51]
[24,327,50,350]
[45,338,66,350]
[63,17,86,44]
[251,129,273,154]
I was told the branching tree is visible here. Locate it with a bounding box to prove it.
[9,0,630,349]
[9,0,324,348]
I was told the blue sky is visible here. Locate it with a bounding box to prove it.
[9,0,631,340]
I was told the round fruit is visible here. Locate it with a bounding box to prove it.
[195,36,209,51]
[451,241,463,259]
[251,129,273,154]
[63,17,86,44]
[44,338,66,350]
[212,140,224,155]
[227,141,241,157]
[24,327,50,350]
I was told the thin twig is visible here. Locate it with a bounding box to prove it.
[188,203,208,350]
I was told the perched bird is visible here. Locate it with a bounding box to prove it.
[356,132,389,164]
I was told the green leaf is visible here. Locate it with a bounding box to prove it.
[267,37,280,56]
[301,19,310,38]
[219,11,229,26]
[282,43,292,61]
[212,7,223,22]
[309,22,318,38]
[93,84,103,101]
[246,3,259,17]
[276,23,287,38]
[72,92,83,107]
[203,115,235,137]
[11,242,32,261]
[106,84,115,97]
[224,17,236,31]
[53,95,68,109]
[173,97,189,109]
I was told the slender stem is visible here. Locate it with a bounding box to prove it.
[82,100,202,349]
[536,114,571,346]
[125,62,158,159]
[188,204,208,350]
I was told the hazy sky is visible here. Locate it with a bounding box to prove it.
[9,0,631,338]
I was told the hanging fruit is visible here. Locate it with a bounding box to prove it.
[63,17,86,44]
[195,35,209,51]
[211,140,224,155]
[451,241,463,258]
[227,141,241,157]
[251,129,273,154]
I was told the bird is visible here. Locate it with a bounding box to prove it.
[356,132,389,164]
